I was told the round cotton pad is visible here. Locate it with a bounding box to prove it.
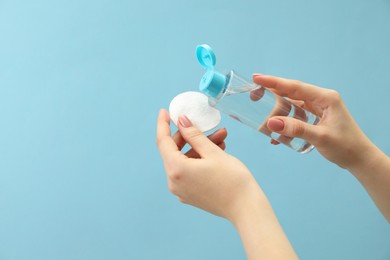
[169,91,221,132]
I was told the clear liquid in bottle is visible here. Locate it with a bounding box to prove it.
[209,71,320,153]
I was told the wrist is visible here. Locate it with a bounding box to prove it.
[227,185,298,259]
[346,139,384,178]
[226,185,271,226]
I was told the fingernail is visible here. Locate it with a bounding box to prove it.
[252,73,264,78]
[267,118,284,132]
[178,115,192,128]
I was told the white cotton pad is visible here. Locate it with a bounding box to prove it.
[169,91,221,132]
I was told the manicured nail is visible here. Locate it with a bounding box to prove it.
[267,118,284,132]
[178,115,192,128]
[252,73,264,78]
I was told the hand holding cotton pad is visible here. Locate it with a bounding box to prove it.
[169,91,221,132]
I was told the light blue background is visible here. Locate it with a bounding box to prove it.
[1,0,389,259]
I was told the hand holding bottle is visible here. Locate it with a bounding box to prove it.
[196,44,319,153]
[253,74,374,169]
[253,74,390,222]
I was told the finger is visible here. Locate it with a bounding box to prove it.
[267,116,319,143]
[252,74,328,103]
[270,139,280,145]
[218,142,226,150]
[173,128,227,151]
[286,97,324,117]
[184,148,199,158]
[207,128,228,145]
[250,87,265,101]
[286,98,305,108]
[172,130,186,150]
[177,115,223,158]
[185,141,226,158]
[156,109,180,161]
[184,129,227,158]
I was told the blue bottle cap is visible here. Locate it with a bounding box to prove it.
[199,70,227,98]
[196,44,216,69]
[196,44,227,98]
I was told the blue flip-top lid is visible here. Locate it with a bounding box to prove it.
[196,44,216,69]
[196,44,227,98]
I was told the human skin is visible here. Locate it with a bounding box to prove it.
[253,74,390,222]
[156,109,298,259]
[156,74,390,259]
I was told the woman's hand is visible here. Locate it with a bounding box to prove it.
[156,109,298,259]
[156,109,262,221]
[253,74,390,222]
[253,74,375,170]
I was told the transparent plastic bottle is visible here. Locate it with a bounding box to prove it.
[196,44,320,154]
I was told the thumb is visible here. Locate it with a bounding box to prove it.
[267,117,318,143]
[177,115,222,158]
